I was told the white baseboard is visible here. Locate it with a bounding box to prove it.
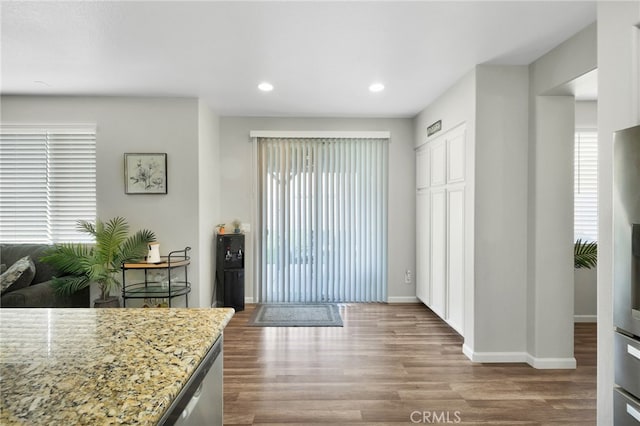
[574,315,597,323]
[245,296,255,304]
[462,345,528,363]
[526,355,577,369]
[463,344,577,369]
[462,344,474,361]
[387,296,420,303]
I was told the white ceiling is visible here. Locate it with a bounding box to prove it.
[1,1,597,118]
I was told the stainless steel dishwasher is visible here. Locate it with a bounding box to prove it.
[159,335,224,426]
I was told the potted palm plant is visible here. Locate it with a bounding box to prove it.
[42,217,156,308]
[574,238,597,269]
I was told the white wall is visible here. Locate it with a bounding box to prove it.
[530,95,576,362]
[527,22,596,367]
[0,95,213,307]
[414,65,530,359]
[574,100,597,321]
[474,65,529,354]
[597,3,640,424]
[576,100,597,129]
[219,116,415,303]
[414,70,476,149]
[574,267,597,318]
[531,23,597,97]
[198,100,221,307]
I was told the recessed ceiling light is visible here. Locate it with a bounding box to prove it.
[258,82,274,92]
[369,83,385,93]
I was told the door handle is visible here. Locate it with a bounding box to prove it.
[628,344,640,361]
[627,403,640,422]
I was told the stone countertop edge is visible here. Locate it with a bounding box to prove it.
[0,307,235,425]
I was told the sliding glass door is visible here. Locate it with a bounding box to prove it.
[257,137,388,303]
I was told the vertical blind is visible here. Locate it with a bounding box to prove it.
[574,129,598,242]
[257,137,388,303]
[0,126,97,243]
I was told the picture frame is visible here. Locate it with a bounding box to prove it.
[124,153,167,194]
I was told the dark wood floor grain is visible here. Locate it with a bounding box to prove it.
[223,303,596,425]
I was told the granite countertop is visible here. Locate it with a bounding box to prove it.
[0,307,234,425]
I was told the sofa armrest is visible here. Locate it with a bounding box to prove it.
[0,280,90,308]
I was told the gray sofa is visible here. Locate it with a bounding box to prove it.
[0,244,90,308]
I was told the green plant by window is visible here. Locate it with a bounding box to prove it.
[574,239,597,269]
[42,217,156,301]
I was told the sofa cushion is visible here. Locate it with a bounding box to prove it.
[0,244,60,285]
[0,256,36,295]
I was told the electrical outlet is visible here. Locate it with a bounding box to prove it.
[404,269,412,284]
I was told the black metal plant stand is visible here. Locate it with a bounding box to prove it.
[121,247,191,307]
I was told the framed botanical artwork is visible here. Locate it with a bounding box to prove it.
[124,153,167,194]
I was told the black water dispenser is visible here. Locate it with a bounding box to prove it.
[215,233,244,311]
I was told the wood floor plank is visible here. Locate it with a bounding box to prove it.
[223,303,596,425]
[252,409,363,424]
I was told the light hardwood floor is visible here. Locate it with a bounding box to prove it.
[223,303,596,425]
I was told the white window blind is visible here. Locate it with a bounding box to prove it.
[0,126,96,243]
[574,129,598,242]
[257,137,388,303]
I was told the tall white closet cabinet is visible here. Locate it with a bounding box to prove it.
[416,124,466,335]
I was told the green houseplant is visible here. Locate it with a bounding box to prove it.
[42,217,156,307]
[574,238,597,269]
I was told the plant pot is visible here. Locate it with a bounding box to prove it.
[94,296,120,308]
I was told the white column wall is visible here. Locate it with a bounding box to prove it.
[473,65,530,355]
[415,65,530,360]
[526,23,596,368]
[530,95,576,363]
[197,100,221,307]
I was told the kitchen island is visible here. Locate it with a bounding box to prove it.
[0,307,234,425]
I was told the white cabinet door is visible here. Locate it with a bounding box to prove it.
[447,187,465,334]
[416,190,430,304]
[430,189,446,318]
[447,130,465,183]
[416,123,466,337]
[416,145,429,189]
[430,139,446,187]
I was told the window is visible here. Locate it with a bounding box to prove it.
[256,135,388,303]
[0,125,96,243]
[574,129,598,242]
